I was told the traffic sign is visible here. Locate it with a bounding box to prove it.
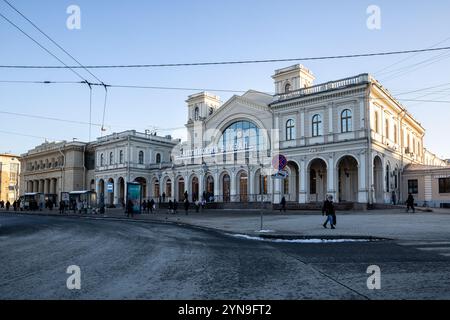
[272,154,288,171]
[272,170,289,180]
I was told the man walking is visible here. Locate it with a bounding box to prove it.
[406,193,415,213]
[280,196,287,213]
[322,195,336,229]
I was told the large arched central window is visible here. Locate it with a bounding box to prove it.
[218,120,267,155]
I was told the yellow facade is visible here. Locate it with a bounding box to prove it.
[0,154,21,203]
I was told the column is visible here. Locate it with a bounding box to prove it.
[299,160,307,203]
[213,171,220,201]
[95,179,101,204]
[358,153,368,203]
[300,110,305,145]
[230,170,237,202]
[114,178,120,205]
[44,179,49,194]
[273,177,282,204]
[248,169,254,201]
[327,156,336,201]
[198,172,204,200]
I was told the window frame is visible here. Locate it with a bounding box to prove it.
[408,179,418,194]
[285,119,295,141]
[439,178,450,194]
[312,114,322,137]
[340,109,352,133]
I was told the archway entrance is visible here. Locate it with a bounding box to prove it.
[152,178,160,200]
[284,161,299,202]
[177,177,185,201]
[118,177,125,206]
[308,159,327,203]
[98,179,105,204]
[238,171,248,202]
[337,156,359,202]
[222,174,230,202]
[206,175,214,202]
[191,176,199,201]
[134,177,147,200]
[373,156,383,203]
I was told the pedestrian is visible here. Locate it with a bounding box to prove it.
[173,200,178,214]
[391,191,397,205]
[322,195,336,229]
[49,200,54,211]
[149,199,155,214]
[195,199,200,213]
[162,192,166,203]
[184,191,188,201]
[168,200,173,214]
[6,201,10,211]
[406,193,415,213]
[280,196,286,213]
[59,200,65,214]
[142,200,147,213]
[127,199,134,218]
[13,200,17,211]
[184,198,190,215]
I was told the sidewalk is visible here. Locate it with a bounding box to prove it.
[2,207,450,242]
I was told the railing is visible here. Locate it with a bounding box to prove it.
[274,74,370,102]
[95,130,180,144]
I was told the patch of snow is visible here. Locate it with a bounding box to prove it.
[228,233,373,243]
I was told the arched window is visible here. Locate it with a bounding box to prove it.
[138,151,144,164]
[286,119,295,141]
[341,109,352,133]
[100,154,104,166]
[312,114,322,137]
[284,82,291,93]
[156,153,161,164]
[218,120,267,159]
[109,152,114,165]
[194,107,200,121]
[119,150,124,164]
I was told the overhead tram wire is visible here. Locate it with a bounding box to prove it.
[1,0,109,140]
[0,11,88,82]
[2,46,450,69]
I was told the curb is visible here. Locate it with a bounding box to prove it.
[0,211,391,242]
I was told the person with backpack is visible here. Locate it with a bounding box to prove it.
[406,193,415,213]
[322,195,336,229]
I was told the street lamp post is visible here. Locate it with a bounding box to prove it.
[260,163,264,231]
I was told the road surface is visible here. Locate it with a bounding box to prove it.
[0,214,449,299]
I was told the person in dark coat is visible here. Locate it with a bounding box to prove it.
[173,200,178,214]
[280,196,287,213]
[149,199,155,214]
[59,200,65,214]
[126,200,134,218]
[322,195,336,229]
[184,199,190,215]
[13,201,17,211]
[168,200,173,214]
[5,201,10,211]
[406,193,415,213]
[142,200,147,213]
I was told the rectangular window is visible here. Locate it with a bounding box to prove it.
[408,179,418,194]
[439,178,450,194]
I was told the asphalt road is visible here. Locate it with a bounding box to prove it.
[0,214,449,299]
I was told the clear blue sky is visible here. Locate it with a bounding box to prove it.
[1,0,450,158]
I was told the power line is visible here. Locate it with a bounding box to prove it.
[0,11,87,82]
[1,0,108,142]
[2,0,103,84]
[2,46,450,69]
[0,79,250,93]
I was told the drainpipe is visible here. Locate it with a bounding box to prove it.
[398,110,407,204]
[82,144,86,191]
[366,82,373,206]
